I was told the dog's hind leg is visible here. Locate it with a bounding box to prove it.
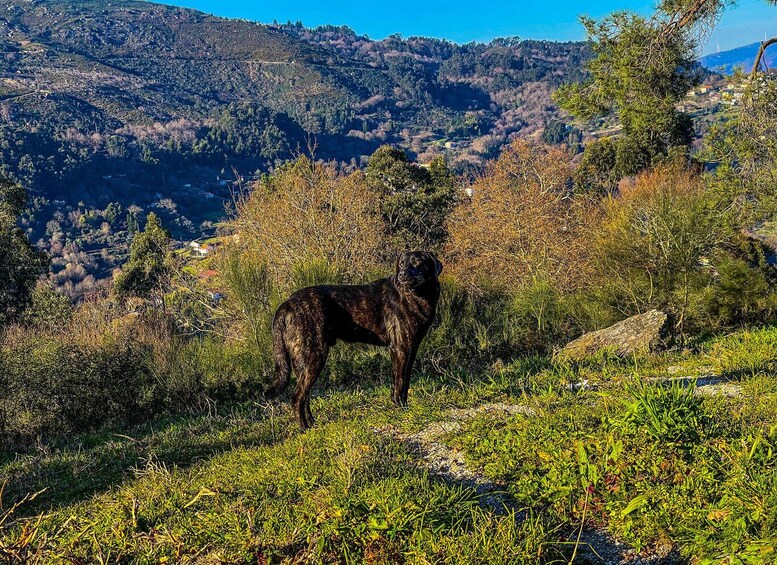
[291,339,329,430]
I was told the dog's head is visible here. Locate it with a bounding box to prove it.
[395,251,443,292]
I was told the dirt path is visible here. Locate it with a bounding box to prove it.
[379,403,533,514]
[378,401,687,564]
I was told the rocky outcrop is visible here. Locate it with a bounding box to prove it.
[556,310,672,362]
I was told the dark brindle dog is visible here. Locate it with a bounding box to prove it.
[265,251,442,429]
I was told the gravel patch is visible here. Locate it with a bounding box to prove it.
[378,401,688,563]
[377,403,533,513]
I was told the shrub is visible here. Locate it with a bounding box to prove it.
[0,335,155,444]
[610,379,705,444]
[418,279,566,373]
[0,300,276,450]
[19,283,72,332]
[701,252,777,328]
[587,164,722,334]
[586,163,777,335]
[445,140,589,295]
[229,156,385,291]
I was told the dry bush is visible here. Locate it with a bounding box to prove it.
[445,140,593,294]
[587,163,725,331]
[229,156,386,289]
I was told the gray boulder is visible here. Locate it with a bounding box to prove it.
[556,309,671,362]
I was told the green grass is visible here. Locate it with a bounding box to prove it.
[2,329,777,563]
[703,326,777,379]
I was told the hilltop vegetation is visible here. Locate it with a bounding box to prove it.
[0,0,591,299]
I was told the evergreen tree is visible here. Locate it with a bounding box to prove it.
[114,213,174,305]
[555,11,700,178]
[0,177,49,327]
[366,146,457,252]
[126,210,139,237]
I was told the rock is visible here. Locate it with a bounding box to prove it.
[556,309,671,362]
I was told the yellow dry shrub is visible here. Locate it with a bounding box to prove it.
[589,163,721,327]
[445,140,593,293]
[229,156,386,288]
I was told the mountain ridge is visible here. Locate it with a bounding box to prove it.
[699,41,777,74]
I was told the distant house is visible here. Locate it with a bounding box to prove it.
[189,241,210,256]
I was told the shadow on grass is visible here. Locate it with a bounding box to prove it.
[0,402,297,519]
[0,357,551,521]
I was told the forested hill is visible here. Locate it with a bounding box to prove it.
[0,0,588,299]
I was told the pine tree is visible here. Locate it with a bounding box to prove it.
[114,213,174,306]
[0,177,49,327]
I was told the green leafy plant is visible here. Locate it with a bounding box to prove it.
[612,378,704,443]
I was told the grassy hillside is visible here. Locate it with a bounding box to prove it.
[2,326,777,563]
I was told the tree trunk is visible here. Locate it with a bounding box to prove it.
[751,37,777,78]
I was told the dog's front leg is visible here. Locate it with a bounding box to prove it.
[390,345,416,407]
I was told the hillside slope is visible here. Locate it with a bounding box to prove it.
[2,326,777,562]
[0,1,590,299]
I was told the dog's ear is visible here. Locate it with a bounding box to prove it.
[396,252,409,275]
[426,252,443,276]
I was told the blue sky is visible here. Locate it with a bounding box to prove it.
[151,0,776,55]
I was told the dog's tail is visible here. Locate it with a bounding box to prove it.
[264,314,291,399]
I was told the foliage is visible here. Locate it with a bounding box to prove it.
[19,284,73,333]
[571,137,621,195]
[445,141,590,297]
[193,103,306,162]
[216,249,280,352]
[541,119,582,148]
[555,10,701,182]
[587,164,721,332]
[610,378,704,443]
[702,252,777,327]
[0,303,272,449]
[113,213,175,303]
[230,156,385,290]
[366,146,457,251]
[0,178,48,328]
[704,76,777,230]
